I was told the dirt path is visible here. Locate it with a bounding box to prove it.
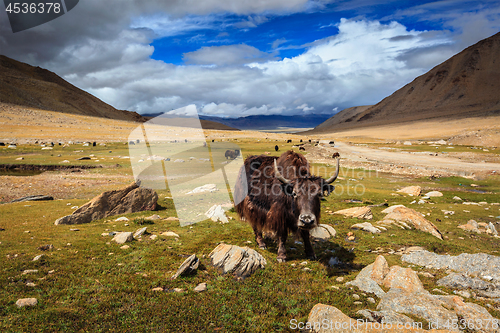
[308,141,500,178]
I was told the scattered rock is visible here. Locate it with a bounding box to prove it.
[310,224,336,240]
[209,244,266,279]
[162,231,180,238]
[356,309,414,325]
[133,227,147,239]
[194,282,207,292]
[149,234,158,240]
[333,206,373,220]
[115,217,129,222]
[22,269,38,275]
[424,191,443,197]
[145,214,161,221]
[351,222,381,234]
[397,186,421,196]
[172,254,199,279]
[151,287,163,292]
[453,196,462,201]
[166,217,179,222]
[54,182,158,225]
[205,204,229,223]
[112,232,133,244]
[10,195,54,203]
[187,184,218,194]
[380,205,406,214]
[120,245,130,249]
[15,298,37,308]
[33,254,44,261]
[376,206,443,240]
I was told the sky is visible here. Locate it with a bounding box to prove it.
[1,0,500,118]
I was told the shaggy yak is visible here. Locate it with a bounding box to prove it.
[234,150,340,262]
[225,149,240,159]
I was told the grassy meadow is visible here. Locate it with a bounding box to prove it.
[1,139,499,332]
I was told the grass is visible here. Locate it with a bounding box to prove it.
[1,140,499,332]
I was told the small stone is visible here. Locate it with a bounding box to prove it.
[145,214,161,220]
[22,269,38,275]
[133,227,147,239]
[149,234,158,240]
[15,298,38,308]
[112,232,133,244]
[162,231,180,238]
[353,301,362,305]
[335,276,344,282]
[115,217,129,222]
[120,245,130,249]
[152,287,163,292]
[26,282,36,287]
[367,297,376,304]
[173,288,184,293]
[352,294,360,300]
[424,191,443,197]
[194,282,207,292]
[166,217,179,222]
[33,254,44,261]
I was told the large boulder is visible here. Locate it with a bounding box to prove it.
[55,182,157,225]
[397,186,421,196]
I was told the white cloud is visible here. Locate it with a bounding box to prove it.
[183,44,276,66]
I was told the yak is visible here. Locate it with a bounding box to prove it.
[275,145,279,152]
[225,149,240,159]
[234,150,339,262]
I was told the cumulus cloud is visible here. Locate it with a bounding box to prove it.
[1,0,498,118]
[183,44,277,66]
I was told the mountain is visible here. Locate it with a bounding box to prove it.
[198,114,331,130]
[0,55,144,122]
[141,113,239,131]
[310,31,500,133]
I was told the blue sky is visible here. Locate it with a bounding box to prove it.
[1,0,500,117]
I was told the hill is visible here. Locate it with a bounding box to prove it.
[142,114,239,131]
[310,31,500,133]
[0,55,144,122]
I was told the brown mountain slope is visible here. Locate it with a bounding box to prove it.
[0,55,145,122]
[313,105,372,131]
[311,31,500,133]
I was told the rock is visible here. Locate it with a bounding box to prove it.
[453,196,462,201]
[345,264,386,297]
[437,273,500,298]
[356,309,415,325]
[151,287,163,292]
[488,222,498,236]
[112,232,133,244]
[310,224,336,240]
[401,250,500,282]
[60,160,70,163]
[424,191,443,197]
[54,182,158,225]
[351,222,381,233]
[133,227,147,239]
[370,255,390,285]
[120,245,130,249]
[10,195,54,203]
[22,269,38,275]
[166,217,179,222]
[145,214,161,220]
[187,184,218,194]
[333,206,373,220]
[149,234,158,240]
[381,205,406,214]
[378,207,443,240]
[382,266,425,293]
[397,186,421,196]
[33,254,44,261]
[352,294,360,300]
[172,254,199,279]
[115,217,129,222]
[15,298,38,308]
[205,204,229,223]
[366,297,376,304]
[209,244,266,279]
[193,282,207,292]
[162,231,180,237]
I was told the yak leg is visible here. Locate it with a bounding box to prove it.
[277,231,288,262]
[300,229,316,260]
[253,227,267,249]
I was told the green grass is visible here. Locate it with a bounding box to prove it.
[1,140,499,332]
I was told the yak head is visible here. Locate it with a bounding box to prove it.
[273,156,339,230]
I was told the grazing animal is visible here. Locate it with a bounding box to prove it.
[225,149,240,159]
[287,139,292,143]
[234,150,339,262]
[329,141,335,145]
[299,146,306,151]
[275,145,279,152]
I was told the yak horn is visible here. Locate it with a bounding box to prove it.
[274,159,291,184]
[325,156,340,184]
